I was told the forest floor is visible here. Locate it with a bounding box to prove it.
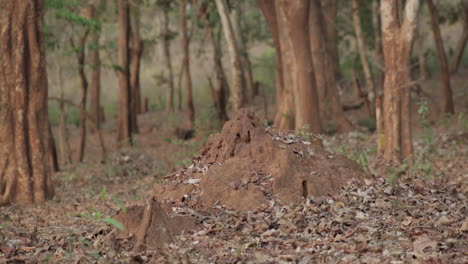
[1,75,468,263]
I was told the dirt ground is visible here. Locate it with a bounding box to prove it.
[1,72,467,263]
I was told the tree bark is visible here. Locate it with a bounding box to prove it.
[181,0,195,129]
[352,0,376,117]
[0,0,54,205]
[309,0,351,133]
[274,1,296,130]
[162,5,176,112]
[117,0,132,146]
[450,0,468,74]
[427,0,455,114]
[130,2,143,133]
[380,0,420,162]
[279,0,322,133]
[415,26,428,80]
[215,0,245,111]
[372,0,385,89]
[48,123,59,172]
[90,6,102,130]
[56,62,72,164]
[200,5,228,124]
[257,0,294,130]
[70,7,92,163]
[230,2,256,102]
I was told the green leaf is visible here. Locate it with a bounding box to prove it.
[102,218,125,231]
[111,196,127,214]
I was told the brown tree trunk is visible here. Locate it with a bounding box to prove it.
[275,1,296,130]
[48,123,59,173]
[372,0,385,89]
[56,63,72,164]
[279,0,322,133]
[427,0,455,114]
[215,0,245,111]
[130,3,143,133]
[117,0,132,146]
[450,0,468,74]
[230,2,256,102]
[70,16,90,163]
[0,0,54,205]
[181,0,195,129]
[322,0,341,80]
[415,26,428,80]
[257,0,294,130]
[380,0,420,162]
[90,6,102,130]
[309,0,351,133]
[200,5,229,124]
[352,0,376,117]
[162,6,176,112]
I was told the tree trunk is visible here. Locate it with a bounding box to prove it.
[450,0,468,74]
[309,0,351,133]
[162,6,176,112]
[0,0,54,205]
[70,21,90,163]
[215,0,245,111]
[200,5,229,124]
[117,0,132,146]
[372,0,385,89]
[56,63,72,164]
[322,0,341,81]
[181,0,195,129]
[48,123,59,173]
[130,3,143,133]
[415,26,428,80]
[279,0,322,133]
[380,0,420,162]
[427,0,455,114]
[352,0,375,117]
[230,2,256,102]
[90,6,102,130]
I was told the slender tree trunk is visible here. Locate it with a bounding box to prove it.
[70,16,90,163]
[0,0,54,205]
[380,0,420,162]
[415,26,428,80]
[427,0,455,114]
[162,7,175,112]
[56,63,72,164]
[181,0,195,128]
[257,0,294,130]
[230,2,255,102]
[117,0,132,146]
[200,6,228,124]
[352,0,376,117]
[48,123,59,172]
[215,0,245,111]
[322,0,341,80]
[279,0,321,133]
[372,0,385,89]
[90,6,102,130]
[450,0,468,74]
[309,0,351,133]
[130,3,143,133]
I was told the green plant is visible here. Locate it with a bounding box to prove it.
[76,188,127,231]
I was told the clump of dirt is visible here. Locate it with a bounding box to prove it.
[155,109,367,210]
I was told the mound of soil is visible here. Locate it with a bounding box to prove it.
[113,110,366,250]
[155,109,366,210]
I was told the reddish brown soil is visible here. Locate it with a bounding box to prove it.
[113,110,366,250]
